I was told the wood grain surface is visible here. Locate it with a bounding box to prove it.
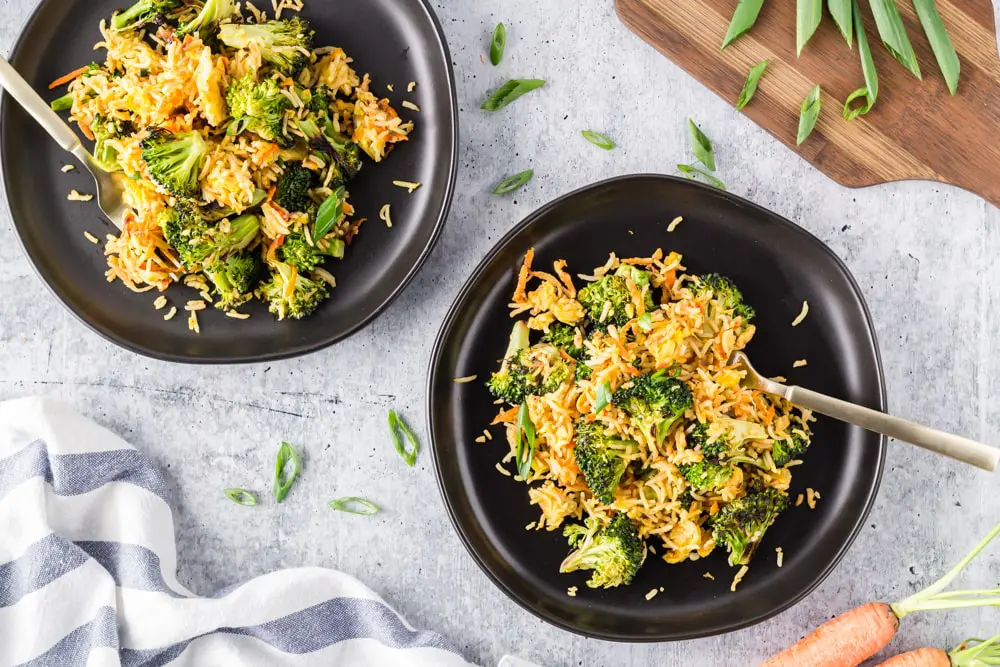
[616,0,1000,206]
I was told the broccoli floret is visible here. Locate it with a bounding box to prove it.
[272,162,314,212]
[279,233,324,273]
[770,431,812,467]
[111,0,181,31]
[687,421,728,459]
[612,370,693,443]
[487,322,538,404]
[141,128,208,198]
[218,17,314,77]
[577,265,654,328]
[677,461,733,492]
[559,514,646,588]
[544,323,583,358]
[694,273,756,323]
[226,76,291,147]
[159,203,211,267]
[92,114,133,172]
[216,213,260,254]
[206,251,260,310]
[711,488,788,566]
[563,516,601,549]
[307,85,332,115]
[295,117,363,186]
[614,264,656,310]
[573,420,638,503]
[179,0,236,41]
[257,261,330,320]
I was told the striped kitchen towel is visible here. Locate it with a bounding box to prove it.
[0,397,477,667]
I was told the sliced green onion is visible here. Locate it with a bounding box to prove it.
[581,130,615,150]
[869,0,921,79]
[828,0,853,46]
[313,186,346,240]
[492,169,533,195]
[329,497,381,515]
[225,488,258,506]
[736,60,769,110]
[388,410,419,467]
[637,313,653,331]
[844,0,879,119]
[594,381,613,413]
[677,164,728,191]
[515,401,536,479]
[912,0,959,95]
[490,23,506,66]
[797,84,822,145]
[481,79,546,111]
[273,442,301,504]
[721,0,767,49]
[687,119,716,171]
[797,0,823,55]
[50,93,74,112]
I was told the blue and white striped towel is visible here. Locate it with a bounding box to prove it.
[0,396,479,667]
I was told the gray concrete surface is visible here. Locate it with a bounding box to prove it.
[3,1,1000,665]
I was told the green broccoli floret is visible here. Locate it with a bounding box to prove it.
[92,114,133,172]
[677,461,733,492]
[559,514,646,588]
[272,162,314,212]
[111,0,181,32]
[573,420,638,503]
[542,361,573,394]
[218,17,314,77]
[612,370,693,443]
[279,233,324,273]
[179,0,236,41]
[577,265,654,328]
[216,213,260,253]
[614,264,655,310]
[141,128,208,198]
[487,322,538,404]
[257,260,330,320]
[687,421,728,459]
[307,85,332,115]
[563,516,601,549]
[206,251,261,310]
[226,76,291,147]
[770,431,812,467]
[711,487,788,566]
[544,323,583,357]
[694,273,756,324]
[295,117,363,187]
[159,203,211,267]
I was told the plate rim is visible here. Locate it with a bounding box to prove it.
[425,173,887,641]
[0,0,459,365]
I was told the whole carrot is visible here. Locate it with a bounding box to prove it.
[876,634,1000,666]
[762,524,1000,667]
[877,648,949,667]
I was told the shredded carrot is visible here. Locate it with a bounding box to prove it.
[552,259,576,298]
[79,120,95,141]
[512,248,534,304]
[266,186,277,201]
[48,65,90,90]
[491,406,519,425]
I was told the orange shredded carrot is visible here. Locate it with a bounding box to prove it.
[79,120,95,141]
[512,248,534,304]
[552,260,576,298]
[491,407,519,425]
[266,186,277,201]
[625,277,645,317]
[48,66,90,90]
[661,269,677,290]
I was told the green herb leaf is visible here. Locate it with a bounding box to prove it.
[581,130,615,150]
[329,497,381,515]
[490,23,506,66]
[869,0,921,79]
[844,0,879,119]
[797,84,822,145]
[797,0,823,55]
[828,0,853,47]
[313,186,346,240]
[637,313,653,331]
[225,488,258,506]
[273,442,301,504]
[722,0,767,49]
[481,79,546,111]
[515,401,536,479]
[677,164,728,190]
[50,93,74,112]
[913,0,959,95]
[595,381,613,413]
[388,410,419,467]
[736,60,769,110]
[492,169,534,195]
[687,120,716,171]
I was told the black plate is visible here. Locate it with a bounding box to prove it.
[427,175,886,641]
[1,0,457,363]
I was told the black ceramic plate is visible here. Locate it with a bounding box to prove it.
[1,0,456,363]
[428,175,886,641]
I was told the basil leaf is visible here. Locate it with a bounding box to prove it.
[913,0,959,95]
[481,79,546,111]
[637,313,653,331]
[844,0,879,119]
[516,401,536,480]
[273,441,301,504]
[797,84,822,145]
[687,119,716,171]
[490,23,506,66]
[736,60,769,110]
[828,0,853,47]
[388,410,419,467]
[581,130,615,150]
[224,488,258,506]
[869,0,921,79]
[329,497,381,515]
[722,0,767,49]
[594,381,613,413]
[797,0,823,55]
[313,186,346,240]
[677,164,728,191]
[493,169,533,195]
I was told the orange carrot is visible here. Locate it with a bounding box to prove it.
[875,648,950,667]
[48,65,90,89]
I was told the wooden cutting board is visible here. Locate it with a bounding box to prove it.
[616,0,1000,206]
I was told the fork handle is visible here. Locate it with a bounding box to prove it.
[781,385,1000,472]
[0,56,81,152]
